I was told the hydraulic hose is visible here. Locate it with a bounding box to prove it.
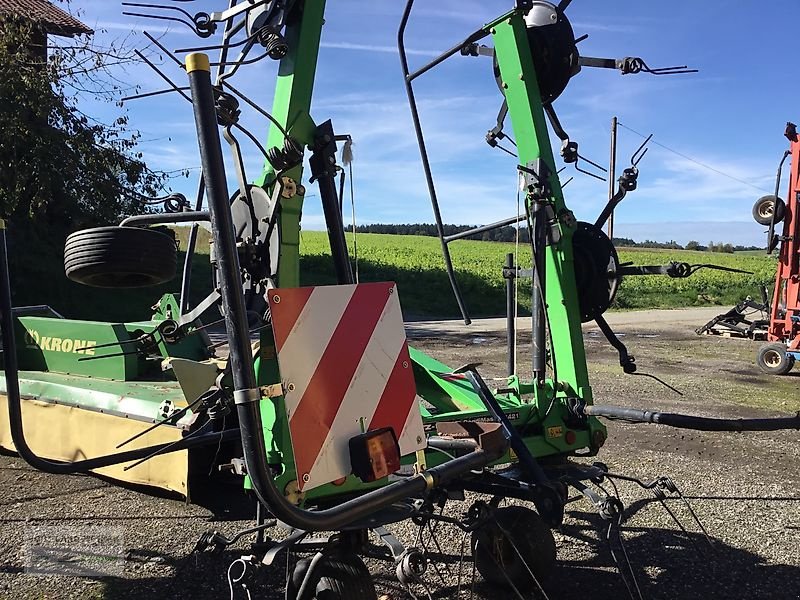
[186,53,500,532]
[584,404,800,432]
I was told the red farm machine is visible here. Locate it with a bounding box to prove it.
[0,1,798,598]
[750,123,800,375]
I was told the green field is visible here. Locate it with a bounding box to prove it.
[12,228,775,322]
[297,231,777,318]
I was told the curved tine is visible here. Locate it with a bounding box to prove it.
[630,133,652,166]
[632,147,648,167]
[143,30,183,67]
[121,86,189,102]
[175,27,255,54]
[122,1,195,21]
[209,49,270,67]
[577,152,608,173]
[116,393,205,449]
[642,61,698,75]
[217,36,257,82]
[123,11,199,33]
[233,123,271,163]
[575,161,607,182]
[134,49,191,103]
[221,80,290,138]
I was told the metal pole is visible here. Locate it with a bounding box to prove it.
[505,253,516,376]
[186,53,256,395]
[531,201,546,384]
[607,116,618,241]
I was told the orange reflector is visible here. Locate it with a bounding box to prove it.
[349,427,401,483]
[565,430,577,445]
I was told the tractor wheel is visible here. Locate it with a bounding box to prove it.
[752,195,785,226]
[64,226,177,288]
[756,343,794,375]
[286,553,377,600]
[472,505,556,590]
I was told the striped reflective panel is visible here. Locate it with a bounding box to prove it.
[268,282,425,491]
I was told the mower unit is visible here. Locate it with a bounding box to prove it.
[2,1,799,599]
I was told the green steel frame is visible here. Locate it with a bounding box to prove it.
[240,2,606,500]
[2,0,607,505]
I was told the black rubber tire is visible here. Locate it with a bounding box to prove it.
[756,343,794,375]
[472,505,557,590]
[64,226,177,288]
[286,554,377,600]
[752,195,785,226]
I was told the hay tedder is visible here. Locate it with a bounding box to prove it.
[2,1,799,598]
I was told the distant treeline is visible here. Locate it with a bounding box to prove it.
[353,224,762,252]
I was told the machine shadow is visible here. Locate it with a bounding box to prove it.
[418,507,800,600]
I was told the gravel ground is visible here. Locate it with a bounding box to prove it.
[1,308,799,599]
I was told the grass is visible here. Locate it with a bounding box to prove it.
[298,231,776,317]
[13,227,776,322]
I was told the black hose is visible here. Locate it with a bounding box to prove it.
[584,404,800,432]
[186,52,500,532]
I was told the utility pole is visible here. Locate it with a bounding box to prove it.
[608,116,618,241]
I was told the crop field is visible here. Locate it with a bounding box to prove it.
[296,231,777,318]
[25,228,772,323]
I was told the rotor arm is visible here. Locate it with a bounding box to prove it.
[579,55,697,76]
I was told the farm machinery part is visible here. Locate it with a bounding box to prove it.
[744,121,800,375]
[0,1,798,599]
[695,287,770,340]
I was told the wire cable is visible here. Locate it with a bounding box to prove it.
[618,122,772,194]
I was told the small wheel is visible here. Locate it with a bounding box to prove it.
[472,506,556,590]
[752,195,785,226]
[286,553,377,600]
[64,226,177,288]
[756,343,794,375]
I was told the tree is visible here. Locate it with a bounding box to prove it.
[0,11,165,237]
[686,240,701,251]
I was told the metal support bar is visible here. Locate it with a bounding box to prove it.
[180,177,206,315]
[504,253,516,376]
[398,0,472,324]
[120,211,210,227]
[443,215,526,244]
[406,28,490,83]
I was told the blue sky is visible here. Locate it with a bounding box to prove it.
[66,1,800,246]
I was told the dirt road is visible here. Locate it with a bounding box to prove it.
[1,307,798,599]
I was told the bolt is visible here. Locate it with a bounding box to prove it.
[502,82,509,89]
[402,361,409,369]
[519,73,524,80]
[388,286,395,294]
[287,382,296,392]
[302,473,310,483]
[416,436,423,444]
[273,294,281,304]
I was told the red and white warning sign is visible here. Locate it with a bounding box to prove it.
[268,282,425,491]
